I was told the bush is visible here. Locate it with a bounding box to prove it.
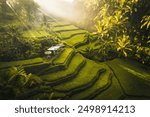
[76,0,150,64]
[0,66,45,99]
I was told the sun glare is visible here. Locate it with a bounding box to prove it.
[34,0,75,20]
[64,0,74,2]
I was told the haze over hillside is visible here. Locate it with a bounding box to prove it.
[35,0,76,20]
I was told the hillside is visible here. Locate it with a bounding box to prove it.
[0,19,150,100]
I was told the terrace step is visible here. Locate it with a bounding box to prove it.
[41,53,86,85]
[29,91,66,100]
[37,48,75,75]
[69,65,112,100]
[24,62,50,74]
[107,58,150,97]
[0,58,46,70]
[93,75,124,100]
[53,48,75,65]
[48,21,71,27]
[22,30,50,38]
[53,25,78,32]
[53,59,106,94]
[77,39,99,52]
[59,30,87,40]
[52,91,66,99]
[62,34,87,47]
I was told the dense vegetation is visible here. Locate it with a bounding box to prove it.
[0,0,58,61]
[0,66,54,99]
[0,0,39,22]
[75,0,150,64]
[0,25,57,61]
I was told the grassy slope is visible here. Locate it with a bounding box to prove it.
[77,40,99,51]
[23,30,50,38]
[107,59,150,97]
[53,48,74,65]
[41,53,85,82]
[59,30,87,39]
[62,34,86,47]
[53,25,78,32]
[0,58,45,69]
[53,59,105,92]
[70,65,112,99]
[48,21,71,27]
[94,76,124,100]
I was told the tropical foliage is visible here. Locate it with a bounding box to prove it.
[0,66,42,99]
[75,0,150,64]
[0,66,55,99]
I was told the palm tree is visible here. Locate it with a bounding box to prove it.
[0,66,45,99]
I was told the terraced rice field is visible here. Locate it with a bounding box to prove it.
[1,20,150,100]
[22,30,51,38]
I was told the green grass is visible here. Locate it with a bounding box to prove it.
[107,59,150,97]
[0,58,44,69]
[59,30,87,39]
[22,30,50,38]
[113,59,150,79]
[70,65,112,99]
[77,40,100,52]
[52,91,66,99]
[52,25,78,32]
[41,53,85,82]
[53,48,74,65]
[24,62,50,74]
[48,21,71,27]
[63,34,86,47]
[94,76,124,100]
[53,59,105,92]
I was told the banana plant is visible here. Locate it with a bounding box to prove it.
[117,34,133,57]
